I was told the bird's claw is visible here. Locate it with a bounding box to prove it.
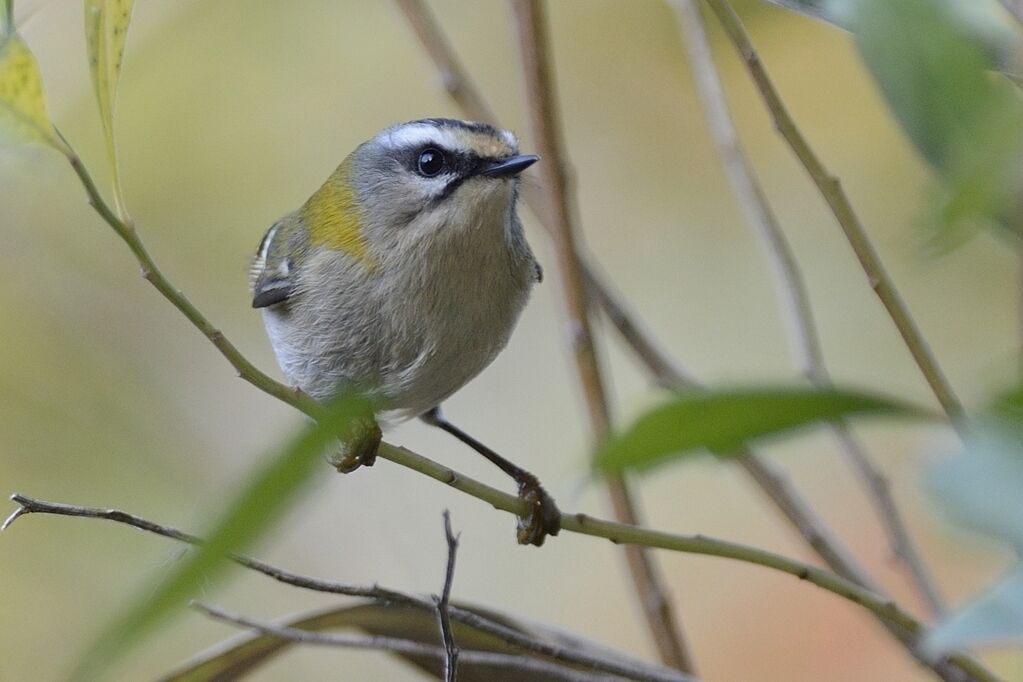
[515,474,561,547]
[327,415,382,474]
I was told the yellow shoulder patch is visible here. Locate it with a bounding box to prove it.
[301,160,376,268]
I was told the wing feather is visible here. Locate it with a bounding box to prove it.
[250,221,296,308]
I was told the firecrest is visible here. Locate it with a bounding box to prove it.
[250,118,560,545]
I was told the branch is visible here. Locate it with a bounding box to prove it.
[5,493,689,682]
[507,0,697,673]
[437,511,460,682]
[62,147,321,420]
[4,492,996,682]
[669,0,945,617]
[191,602,610,682]
[702,0,965,425]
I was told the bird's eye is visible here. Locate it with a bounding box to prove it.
[417,148,445,177]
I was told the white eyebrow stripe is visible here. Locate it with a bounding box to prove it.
[385,125,465,152]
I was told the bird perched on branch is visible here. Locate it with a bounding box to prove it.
[250,118,560,545]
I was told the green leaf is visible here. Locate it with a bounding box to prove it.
[76,392,375,679]
[84,0,135,215]
[597,386,925,473]
[925,568,1023,655]
[0,31,65,151]
[161,602,648,682]
[850,0,1023,248]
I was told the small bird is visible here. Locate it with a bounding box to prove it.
[250,118,560,545]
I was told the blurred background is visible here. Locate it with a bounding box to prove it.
[1,0,1019,679]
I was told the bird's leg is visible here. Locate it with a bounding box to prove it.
[328,412,382,474]
[421,406,561,546]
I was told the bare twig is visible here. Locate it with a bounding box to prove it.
[192,602,614,682]
[5,493,690,682]
[437,511,460,682]
[5,493,997,682]
[60,145,322,421]
[669,0,945,617]
[702,0,965,426]
[508,0,696,672]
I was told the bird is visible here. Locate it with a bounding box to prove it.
[250,118,560,546]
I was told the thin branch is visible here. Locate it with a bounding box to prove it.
[61,149,321,420]
[4,493,996,682]
[192,602,613,682]
[702,0,965,426]
[437,511,460,682]
[5,493,689,682]
[998,0,1023,27]
[669,0,945,617]
[507,0,697,673]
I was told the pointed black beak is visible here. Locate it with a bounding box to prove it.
[479,154,540,178]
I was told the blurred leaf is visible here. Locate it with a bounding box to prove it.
[925,425,1023,548]
[162,602,646,682]
[77,392,374,680]
[0,31,64,151]
[1,0,11,35]
[925,568,1023,655]
[764,0,853,29]
[84,0,135,215]
[598,386,924,472]
[851,0,1023,248]
[922,386,1023,655]
[989,384,1023,422]
[767,1,1019,75]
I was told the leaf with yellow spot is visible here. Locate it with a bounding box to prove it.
[85,0,135,216]
[0,32,64,151]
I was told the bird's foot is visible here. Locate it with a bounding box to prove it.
[515,473,561,547]
[327,414,382,474]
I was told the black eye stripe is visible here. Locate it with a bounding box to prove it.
[406,145,503,178]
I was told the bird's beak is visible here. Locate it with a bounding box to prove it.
[479,154,540,178]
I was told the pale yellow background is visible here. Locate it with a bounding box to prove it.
[1,1,1019,680]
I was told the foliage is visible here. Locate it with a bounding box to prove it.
[0,12,63,151]
[851,0,1023,249]
[598,386,926,473]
